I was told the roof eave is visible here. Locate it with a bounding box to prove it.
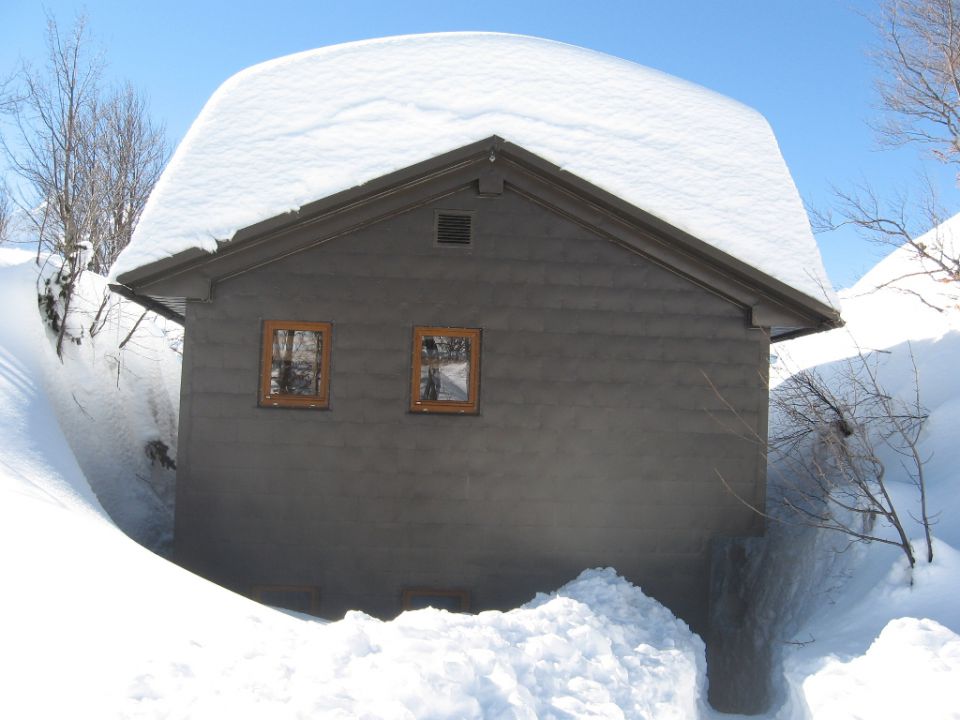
[114,135,841,335]
[108,282,185,324]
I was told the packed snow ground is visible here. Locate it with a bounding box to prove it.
[4,222,960,716]
[111,33,836,309]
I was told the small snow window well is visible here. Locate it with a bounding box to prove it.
[259,320,332,408]
[402,588,470,612]
[410,326,480,414]
[252,584,321,615]
[435,210,473,245]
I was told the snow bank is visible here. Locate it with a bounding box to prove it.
[126,568,706,719]
[800,618,960,720]
[772,215,960,544]
[3,496,708,718]
[0,249,102,515]
[0,250,181,551]
[112,32,836,309]
[765,219,960,718]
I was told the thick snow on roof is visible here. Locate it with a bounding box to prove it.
[112,32,836,307]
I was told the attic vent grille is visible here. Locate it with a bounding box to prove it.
[436,212,473,245]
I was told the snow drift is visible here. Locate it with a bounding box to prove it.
[764,219,960,718]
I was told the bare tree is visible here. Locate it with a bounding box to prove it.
[0,180,10,244]
[1,15,102,261]
[707,348,933,570]
[874,0,960,163]
[812,180,959,309]
[1,13,167,355]
[767,352,932,568]
[91,82,167,274]
[815,0,960,294]
[2,15,103,356]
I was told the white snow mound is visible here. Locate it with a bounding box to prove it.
[800,618,960,720]
[112,32,836,308]
[769,217,960,718]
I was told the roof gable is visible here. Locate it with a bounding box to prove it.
[110,33,837,310]
[113,137,840,339]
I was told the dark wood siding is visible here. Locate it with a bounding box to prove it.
[174,185,769,632]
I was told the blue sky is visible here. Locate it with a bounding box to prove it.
[2,0,955,288]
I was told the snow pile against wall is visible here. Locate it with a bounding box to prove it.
[125,568,706,719]
[779,546,960,720]
[111,32,836,308]
[800,617,960,719]
[761,220,960,718]
[0,249,180,551]
[4,495,709,718]
[0,250,104,515]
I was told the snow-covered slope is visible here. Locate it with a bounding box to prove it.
[7,250,182,551]
[773,213,960,375]
[111,32,836,309]
[0,250,104,516]
[1,248,709,717]
[766,220,960,718]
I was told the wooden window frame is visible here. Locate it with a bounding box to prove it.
[259,320,332,409]
[409,326,481,414]
[252,584,321,615]
[401,587,471,612]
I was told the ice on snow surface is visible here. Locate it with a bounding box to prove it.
[111,32,836,309]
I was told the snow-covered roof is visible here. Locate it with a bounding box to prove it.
[111,32,837,308]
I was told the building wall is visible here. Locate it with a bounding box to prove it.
[174,185,770,632]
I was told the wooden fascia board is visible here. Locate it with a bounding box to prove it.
[498,164,838,333]
[108,282,186,323]
[130,170,481,302]
[115,134,841,334]
[113,138,496,293]
[494,141,841,331]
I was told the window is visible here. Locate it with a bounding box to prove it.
[401,588,470,612]
[259,320,332,408]
[252,585,321,615]
[410,326,481,414]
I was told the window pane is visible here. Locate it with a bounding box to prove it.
[271,329,322,396]
[409,326,479,414]
[420,335,471,401]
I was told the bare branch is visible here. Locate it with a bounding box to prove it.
[714,348,932,570]
[0,181,10,244]
[815,179,959,308]
[118,309,148,350]
[874,0,960,165]
[1,12,168,355]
